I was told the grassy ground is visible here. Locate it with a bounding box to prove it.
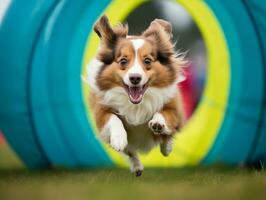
[0,143,266,200]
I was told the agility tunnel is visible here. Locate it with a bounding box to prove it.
[0,0,266,169]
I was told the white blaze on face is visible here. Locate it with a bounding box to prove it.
[123,39,148,86]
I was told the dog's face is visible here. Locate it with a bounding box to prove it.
[94,15,183,104]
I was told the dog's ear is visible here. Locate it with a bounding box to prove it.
[93,15,128,64]
[94,15,116,49]
[142,19,175,64]
[143,19,173,39]
[152,19,173,38]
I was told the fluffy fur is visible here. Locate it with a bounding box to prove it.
[84,15,185,176]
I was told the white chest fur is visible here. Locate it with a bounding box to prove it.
[99,84,177,125]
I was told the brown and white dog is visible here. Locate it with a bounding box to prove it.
[85,15,185,176]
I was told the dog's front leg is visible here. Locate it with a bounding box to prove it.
[101,114,128,151]
[101,114,128,152]
[148,112,174,156]
[93,102,128,152]
[148,98,184,156]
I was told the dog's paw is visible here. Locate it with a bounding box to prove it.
[130,163,144,177]
[149,113,171,135]
[149,121,165,134]
[135,170,143,177]
[110,130,128,152]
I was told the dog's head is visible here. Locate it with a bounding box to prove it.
[93,15,184,104]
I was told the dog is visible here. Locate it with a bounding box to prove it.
[85,15,185,176]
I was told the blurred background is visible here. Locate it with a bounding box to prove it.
[0,0,266,199]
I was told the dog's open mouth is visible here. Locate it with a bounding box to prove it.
[123,83,148,104]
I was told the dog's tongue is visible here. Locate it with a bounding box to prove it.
[128,86,143,104]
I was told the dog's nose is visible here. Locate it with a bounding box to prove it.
[129,74,142,85]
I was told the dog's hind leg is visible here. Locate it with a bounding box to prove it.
[125,151,143,177]
[160,135,173,157]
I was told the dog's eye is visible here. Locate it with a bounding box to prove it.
[119,58,128,67]
[143,58,152,65]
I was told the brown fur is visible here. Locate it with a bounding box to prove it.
[89,92,113,131]
[160,92,185,132]
[94,15,128,64]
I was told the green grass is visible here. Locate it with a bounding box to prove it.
[0,143,266,200]
[0,167,265,200]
